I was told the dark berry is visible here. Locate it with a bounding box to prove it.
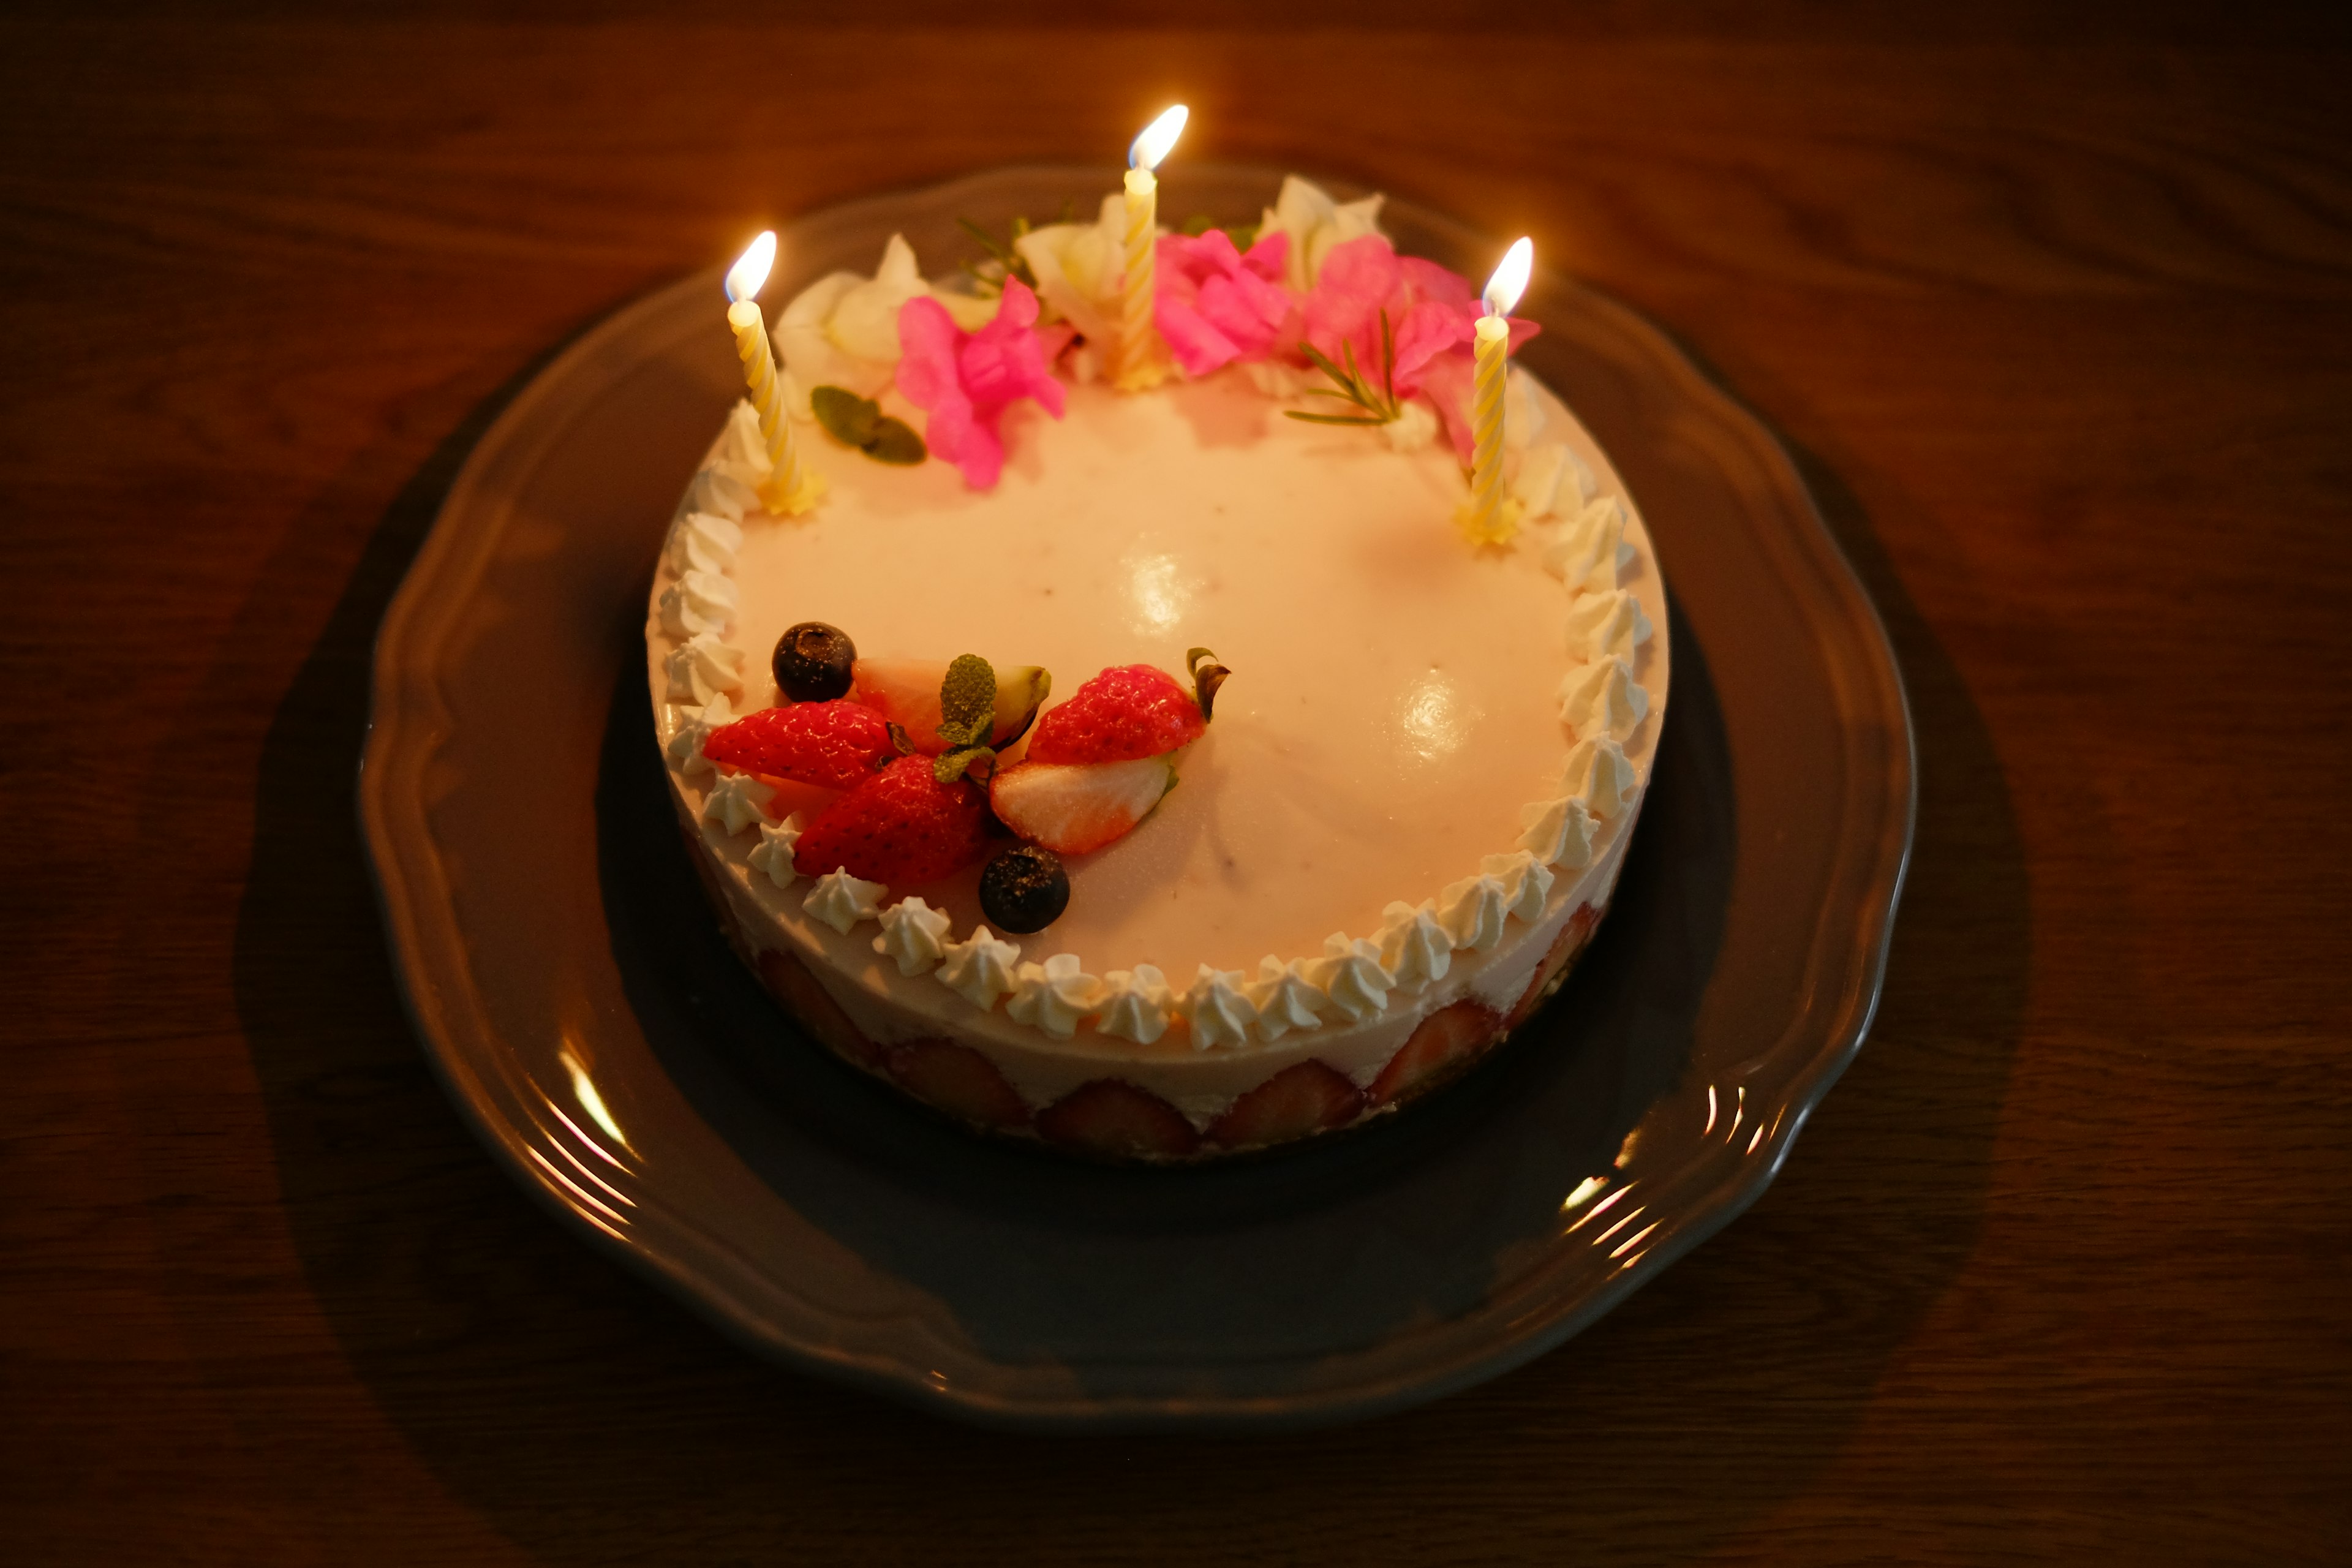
[773,621,856,701]
[979,845,1069,934]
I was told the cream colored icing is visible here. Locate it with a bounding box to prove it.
[666,690,734,776]
[1179,965,1259,1052]
[1095,965,1175,1045]
[1482,850,1556,924]
[936,925,1021,1011]
[1436,871,1510,952]
[1247,955,1330,1041]
[1518,793,1600,870]
[1007,954,1102,1039]
[703,771,772,835]
[1378,900,1453,992]
[747,813,803,888]
[804,869,886,933]
[667,510,744,576]
[665,633,745,707]
[659,569,738,639]
[1558,656,1649,742]
[873,896,953,975]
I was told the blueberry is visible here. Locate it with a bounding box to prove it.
[772,621,856,702]
[979,845,1069,934]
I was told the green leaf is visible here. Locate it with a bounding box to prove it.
[1227,222,1259,251]
[1284,411,1390,426]
[933,746,992,785]
[1180,213,1216,236]
[864,416,927,466]
[811,385,881,448]
[937,654,998,747]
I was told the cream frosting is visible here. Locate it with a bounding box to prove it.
[1541,496,1626,592]
[1564,588,1652,665]
[703,771,773,835]
[1095,965,1175,1045]
[1308,935,1394,1023]
[1247,955,1330,1042]
[665,632,747,707]
[1180,965,1260,1052]
[804,868,887,933]
[1519,794,1600,870]
[1379,900,1453,992]
[936,925,1022,1011]
[1436,871,1510,952]
[1558,655,1649,742]
[1381,399,1440,453]
[873,896,953,976]
[1513,440,1596,521]
[665,690,734,776]
[1006,954,1102,1039]
[715,401,771,480]
[659,569,738,640]
[683,465,760,521]
[747,813,803,888]
[1482,850,1556,924]
[667,510,744,576]
[1563,736,1641,819]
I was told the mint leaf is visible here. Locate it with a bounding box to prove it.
[864,417,927,466]
[812,385,882,448]
[933,745,993,785]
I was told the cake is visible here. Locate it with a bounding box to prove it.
[647,176,1667,1161]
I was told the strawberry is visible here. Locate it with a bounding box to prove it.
[1507,902,1602,1030]
[703,699,894,790]
[1205,1061,1365,1149]
[989,755,1177,856]
[793,754,992,886]
[884,1039,1031,1128]
[1026,664,1206,764]
[1368,1000,1503,1107]
[1036,1079,1200,1159]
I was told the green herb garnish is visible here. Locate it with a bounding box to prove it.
[933,652,1000,784]
[957,215,1038,296]
[1284,310,1402,428]
[811,385,927,467]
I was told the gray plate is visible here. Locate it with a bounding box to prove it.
[360,164,1913,1431]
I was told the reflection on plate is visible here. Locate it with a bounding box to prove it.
[360,165,1912,1430]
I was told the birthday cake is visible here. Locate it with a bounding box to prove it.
[647,168,1667,1161]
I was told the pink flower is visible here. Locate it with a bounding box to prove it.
[1297,234,1539,461]
[1153,230,1296,375]
[895,277,1068,489]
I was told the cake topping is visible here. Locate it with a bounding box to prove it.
[792,753,992,886]
[747,814,804,889]
[1518,794,1600,869]
[1027,661,1211,764]
[1436,871,1510,952]
[773,232,941,406]
[1563,736,1640,819]
[873,896,954,976]
[703,771,774,835]
[1096,965,1175,1044]
[658,568,738,639]
[772,620,858,703]
[809,385,927,467]
[1308,934,1393,1023]
[978,845,1069,934]
[989,753,1178,857]
[1379,900,1454,991]
[683,464,760,522]
[1565,589,1653,666]
[850,656,1052,756]
[1558,656,1649,743]
[1482,850,1556,924]
[703,699,894,790]
[665,633,747,707]
[665,691,735,777]
[936,925,1022,1011]
[1513,441,1595,521]
[1246,956,1330,1041]
[895,276,1068,491]
[667,510,743,576]
[1540,494,1626,592]
[1006,954,1102,1039]
[1180,965,1260,1052]
[803,868,887,934]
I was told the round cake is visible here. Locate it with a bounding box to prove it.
[646,176,1667,1161]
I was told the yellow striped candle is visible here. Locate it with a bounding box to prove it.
[1454,236,1534,546]
[723,231,825,516]
[1114,105,1188,392]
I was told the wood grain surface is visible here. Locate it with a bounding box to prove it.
[5,4,2348,1562]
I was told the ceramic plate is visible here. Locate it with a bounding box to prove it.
[360,165,1912,1431]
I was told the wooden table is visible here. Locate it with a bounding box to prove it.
[7,7,2347,1561]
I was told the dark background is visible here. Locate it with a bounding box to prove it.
[4,2,2348,1561]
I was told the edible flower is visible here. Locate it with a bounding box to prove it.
[1298,235,1539,462]
[895,277,1068,490]
[773,234,997,408]
[1014,195,1126,349]
[1254,174,1388,292]
[1153,228,1295,377]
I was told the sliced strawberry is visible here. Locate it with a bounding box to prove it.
[1368,1000,1503,1107]
[793,754,992,886]
[1507,902,1602,1030]
[885,1039,1031,1128]
[703,699,894,790]
[1026,664,1207,764]
[989,755,1176,856]
[1036,1079,1200,1159]
[1205,1061,1366,1149]
[850,658,1051,755]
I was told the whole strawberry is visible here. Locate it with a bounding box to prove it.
[703,699,894,790]
[1026,660,1218,765]
[794,753,993,886]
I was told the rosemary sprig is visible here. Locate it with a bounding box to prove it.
[957,214,1038,296]
[1285,310,1401,427]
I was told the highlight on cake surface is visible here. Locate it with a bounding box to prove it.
[654,153,1665,1161]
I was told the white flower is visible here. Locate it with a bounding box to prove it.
[772,233,993,408]
[1014,194,1126,346]
[1256,174,1387,292]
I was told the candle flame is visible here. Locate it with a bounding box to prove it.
[1482,236,1533,317]
[724,230,777,304]
[1129,104,1188,171]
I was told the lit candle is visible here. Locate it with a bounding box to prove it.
[1115,104,1189,392]
[1455,236,1534,545]
[723,230,825,516]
